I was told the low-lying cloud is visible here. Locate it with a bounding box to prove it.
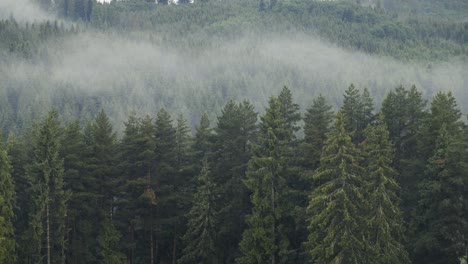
[1,31,467,131]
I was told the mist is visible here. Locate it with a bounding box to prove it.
[1,29,467,131]
[0,0,54,22]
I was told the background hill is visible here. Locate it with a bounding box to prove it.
[0,0,467,134]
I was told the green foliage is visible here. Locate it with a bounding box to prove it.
[306,112,371,264]
[412,94,468,264]
[363,113,410,264]
[341,84,374,143]
[24,110,70,264]
[0,141,16,264]
[96,220,126,264]
[212,100,258,262]
[238,97,291,264]
[179,160,217,264]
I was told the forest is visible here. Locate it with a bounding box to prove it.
[0,85,467,264]
[0,0,467,263]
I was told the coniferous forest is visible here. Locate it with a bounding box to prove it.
[0,0,467,263]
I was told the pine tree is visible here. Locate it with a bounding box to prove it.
[193,113,213,164]
[0,141,16,264]
[306,112,371,264]
[414,124,468,264]
[363,113,410,264]
[212,100,258,263]
[25,110,70,264]
[6,132,34,262]
[60,120,97,264]
[179,160,217,264]
[294,95,334,262]
[97,220,126,264]
[118,113,156,263]
[381,85,427,252]
[237,97,291,264]
[89,110,122,261]
[301,94,334,170]
[278,86,301,140]
[154,108,178,263]
[341,84,374,143]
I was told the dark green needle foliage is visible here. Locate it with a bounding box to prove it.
[0,141,16,264]
[179,160,217,264]
[237,97,291,264]
[362,113,410,264]
[306,112,371,264]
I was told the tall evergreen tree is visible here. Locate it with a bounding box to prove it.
[306,112,371,264]
[381,85,427,250]
[363,113,410,264]
[60,120,96,264]
[414,124,468,264]
[341,84,374,143]
[193,113,213,164]
[278,86,301,140]
[25,110,69,264]
[212,100,258,263]
[0,141,16,264]
[118,113,157,264]
[179,160,217,264]
[237,97,291,264]
[301,94,334,170]
[89,110,123,261]
[153,108,178,263]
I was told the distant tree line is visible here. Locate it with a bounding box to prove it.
[1,85,467,263]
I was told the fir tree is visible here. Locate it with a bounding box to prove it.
[301,94,334,170]
[341,84,374,143]
[60,120,97,264]
[193,113,213,164]
[212,100,257,263]
[179,160,217,264]
[363,113,410,264]
[306,112,371,264]
[97,220,126,264]
[278,86,301,140]
[0,141,16,264]
[414,124,468,264]
[237,97,291,264]
[25,110,70,264]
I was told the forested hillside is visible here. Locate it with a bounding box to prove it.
[0,0,467,263]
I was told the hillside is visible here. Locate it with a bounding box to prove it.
[0,0,467,133]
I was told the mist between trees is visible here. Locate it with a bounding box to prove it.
[1,30,467,134]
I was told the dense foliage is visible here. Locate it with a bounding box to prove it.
[0,0,467,263]
[0,85,466,263]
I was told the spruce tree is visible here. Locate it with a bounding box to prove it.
[341,84,374,143]
[414,124,468,264]
[278,86,301,140]
[363,113,410,264]
[179,160,217,264]
[306,112,371,264]
[301,94,334,170]
[89,110,122,261]
[154,108,178,263]
[237,97,291,264]
[118,113,156,263]
[193,113,213,164]
[213,100,257,263]
[25,110,69,264]
[0,141,16,264]
[60,120,97,264]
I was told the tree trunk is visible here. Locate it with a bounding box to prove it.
[172,234,177,264]
[271,179,275,264]
[47,203,51,264]
[150,229,154,264]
